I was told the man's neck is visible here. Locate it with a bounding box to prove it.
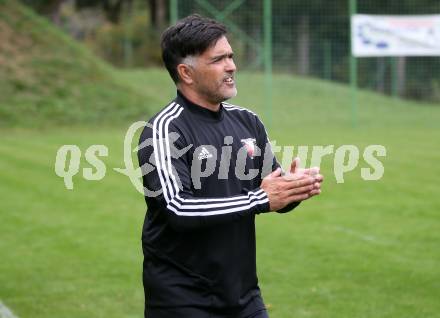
[177,86,221,112]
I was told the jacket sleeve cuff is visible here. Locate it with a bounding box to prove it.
[276,201,300,214]
[254,187,271,214]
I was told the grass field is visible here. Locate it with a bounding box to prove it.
[1,1,439,317]
[1,68,440,318]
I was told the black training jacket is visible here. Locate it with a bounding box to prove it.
[138,91,299,312]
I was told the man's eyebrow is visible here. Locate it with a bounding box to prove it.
[210,52,234,61]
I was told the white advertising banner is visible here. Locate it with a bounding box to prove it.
[351,14,440,57]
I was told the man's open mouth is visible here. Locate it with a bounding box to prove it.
[224,76,234,85]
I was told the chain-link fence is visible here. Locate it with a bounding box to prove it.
[174,0,440,103]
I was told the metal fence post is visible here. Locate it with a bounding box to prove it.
[349,0,358,128]
[170,0,178,25]
[324,40,332,80]
[264,0,272,129]
[391,57,398,99]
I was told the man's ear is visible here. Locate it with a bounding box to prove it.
[176,64,194,85]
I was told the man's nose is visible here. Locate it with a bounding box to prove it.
[225,58,236,72]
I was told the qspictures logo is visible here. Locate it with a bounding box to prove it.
[54,121,386,195]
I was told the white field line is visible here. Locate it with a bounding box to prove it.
[332,226,426,264]
[0,301,18,318]
[332,225,392,246]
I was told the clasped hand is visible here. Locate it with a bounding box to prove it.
[260,158,324,211]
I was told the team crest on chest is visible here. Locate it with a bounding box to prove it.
[240,138,257,158]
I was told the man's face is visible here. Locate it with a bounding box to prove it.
[190,36,237,105]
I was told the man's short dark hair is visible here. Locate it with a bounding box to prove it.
[161,14,227,83]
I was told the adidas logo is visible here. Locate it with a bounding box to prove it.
[198,147,213,160]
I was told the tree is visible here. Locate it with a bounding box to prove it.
[21,0,64,25]
[76,0,128,24]
[148,0,167,30]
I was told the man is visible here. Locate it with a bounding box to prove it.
[138,14,323,318]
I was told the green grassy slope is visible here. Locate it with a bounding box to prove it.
[119,68,439,128]
[0,0,157,127]
[1,68,439,318]
[1,2,440,316]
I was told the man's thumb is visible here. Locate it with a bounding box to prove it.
[290,157,300,173]
[269,167,282,178]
